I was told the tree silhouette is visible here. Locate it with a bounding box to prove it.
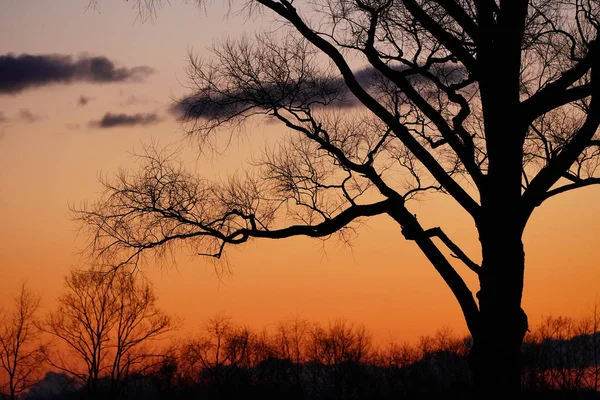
[79,1,600,398]
[0,284,45,400]
[272,316,311,389]
[306,320,373,400]
[42,269,174,400]
[178,314,268,389]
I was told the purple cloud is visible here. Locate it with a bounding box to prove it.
[89,112,162,129]
[0,53,154,94]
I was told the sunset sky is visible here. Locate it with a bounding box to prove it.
[1,0,600,346]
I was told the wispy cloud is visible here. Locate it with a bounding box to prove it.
[0,53,155,94]
[0,109,43,124]
[89,112,162,129]
[18,108,42,123]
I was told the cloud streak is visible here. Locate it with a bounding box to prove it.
[89,112,162,129]
[0,53,154,94]
[170,64,467,120]
[0,109,43,124]
[18,109,42,123]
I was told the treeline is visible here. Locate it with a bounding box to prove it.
[22,317,474,400]
[1,272,600,400]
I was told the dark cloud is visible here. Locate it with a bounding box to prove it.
[170,64,467,120]
[18,108,42,123]
[169,76,346,120]
[0,53,155,94]
[89,112,162,129]
[77,94,93,106]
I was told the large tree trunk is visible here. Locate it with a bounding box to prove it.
[469,219,529,400]
[471,41,529,391]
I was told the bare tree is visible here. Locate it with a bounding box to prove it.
[179,313,234,387]
[306,320,373,400]
[376,340,421,398]
[108,271,175,399]
[272,316,311,386]
[79,1,600,398]
[42,270,115,399]
[0,284,45,400]
[42,269,174,399]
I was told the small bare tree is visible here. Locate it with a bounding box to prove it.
[0,284,45,400]
[179,313,237,388]
[272,316,311,386]
[42,269,174,400]
[306,320,373,400]
[43,270,116,399]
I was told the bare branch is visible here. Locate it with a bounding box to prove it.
[424,227,481,274]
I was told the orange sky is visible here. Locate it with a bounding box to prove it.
[1,0,599,347]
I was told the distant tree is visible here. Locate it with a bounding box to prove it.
[413,328,471,396]
[42,269,174,400]
[305,320,372,400]
[180,313,233,388]
[272,316,311,387]
[107,271,175,398]
[178,313,267,390]
[80,1,600,398]
[376,341,420,398]
[42,270,116,399]
[147,344,180,395]
[0,284,45,400]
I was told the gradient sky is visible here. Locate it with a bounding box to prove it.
[1,0,600,346]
